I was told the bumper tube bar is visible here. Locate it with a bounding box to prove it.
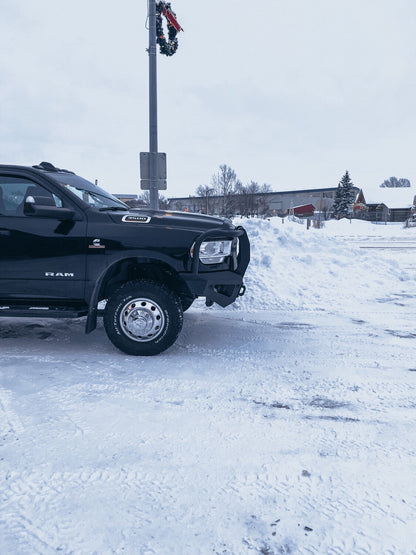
[188,226,250,307]
[191,226,250,276]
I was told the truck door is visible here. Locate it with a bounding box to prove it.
[0,175,87,300]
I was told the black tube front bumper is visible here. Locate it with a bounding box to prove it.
[182,226,250,307]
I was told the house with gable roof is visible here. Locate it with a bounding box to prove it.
[354,186,416,222]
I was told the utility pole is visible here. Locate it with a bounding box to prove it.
[205,188,214,214]
[148,0,159,210]
[141,1,181,208]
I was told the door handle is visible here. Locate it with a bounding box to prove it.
[0,229,11,236]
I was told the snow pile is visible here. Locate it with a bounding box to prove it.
[227,217,415,314]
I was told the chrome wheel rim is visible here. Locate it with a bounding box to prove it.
[120,298,165,342]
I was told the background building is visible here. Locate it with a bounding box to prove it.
[354,187,416,222]
[168,187,348,218]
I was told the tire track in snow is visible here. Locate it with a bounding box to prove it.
[0,386,24,442]
[221,467,415,555]
[0,467,147,553]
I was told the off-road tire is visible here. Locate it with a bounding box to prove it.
[103,279,183,356]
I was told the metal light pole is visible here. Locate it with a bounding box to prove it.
[141,1,181,206]
[148,0,159,210]
[205,188,215,214]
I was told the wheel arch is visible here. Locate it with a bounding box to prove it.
[85,256,192,334]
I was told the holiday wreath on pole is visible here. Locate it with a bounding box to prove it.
[155,1,183,56]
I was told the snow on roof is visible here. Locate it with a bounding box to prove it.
[362,186,415,209]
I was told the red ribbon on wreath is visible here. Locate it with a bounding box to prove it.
[163,4,183,33]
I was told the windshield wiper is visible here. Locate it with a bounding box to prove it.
[98,206,127,211]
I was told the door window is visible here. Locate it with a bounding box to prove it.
[0,177,64,216]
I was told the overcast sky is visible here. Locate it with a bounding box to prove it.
[1,0,416,197]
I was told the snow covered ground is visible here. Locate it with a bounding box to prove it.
[1,218,415,554]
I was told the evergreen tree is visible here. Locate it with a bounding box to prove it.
[332,170,356,218]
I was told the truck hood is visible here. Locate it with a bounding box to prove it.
[107,209,234,231]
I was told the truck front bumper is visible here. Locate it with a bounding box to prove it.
[181,226,250,307]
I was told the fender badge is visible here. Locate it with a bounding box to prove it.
[122,215,151,224]
[89,238,105,249]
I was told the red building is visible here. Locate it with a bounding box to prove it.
[292,204,315,217]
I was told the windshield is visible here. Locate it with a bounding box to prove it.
[51,173,128,210]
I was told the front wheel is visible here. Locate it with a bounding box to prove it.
[103,280,183,356]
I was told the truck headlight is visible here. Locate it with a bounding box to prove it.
[192,240,233,264]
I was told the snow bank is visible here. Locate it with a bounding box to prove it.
[224,217,416,313]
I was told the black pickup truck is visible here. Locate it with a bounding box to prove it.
[0,162,250,355]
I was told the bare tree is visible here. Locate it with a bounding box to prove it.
[194,185,216,213]
[232,181,272,217]
[234,183,248,216]
[380,177,411,188]
[246,181,260,216]
[260,183,272,193]
[139,191,169,210]
[195,184,215,197]
[192,166,273,217]
[211,165,239,216]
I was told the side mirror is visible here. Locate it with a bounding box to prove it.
[24,198,75,221]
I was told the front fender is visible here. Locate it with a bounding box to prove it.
[85,253,183,334]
